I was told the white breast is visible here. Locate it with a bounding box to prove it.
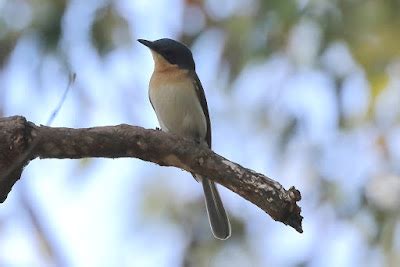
[149,82,207,141]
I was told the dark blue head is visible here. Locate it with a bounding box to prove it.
[138,38,195,70]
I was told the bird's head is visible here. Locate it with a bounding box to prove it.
[138,38,195,71]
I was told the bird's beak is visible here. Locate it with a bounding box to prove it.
[137,39,156,50]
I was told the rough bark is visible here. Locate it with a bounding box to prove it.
[0,116,303,232]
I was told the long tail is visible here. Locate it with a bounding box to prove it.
[201,177,231,240]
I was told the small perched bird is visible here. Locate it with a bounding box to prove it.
[138,38,231,239]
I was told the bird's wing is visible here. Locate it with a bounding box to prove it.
[191,71,212,148]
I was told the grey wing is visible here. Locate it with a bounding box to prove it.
[191,71,212,148]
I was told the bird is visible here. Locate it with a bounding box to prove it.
[138,38,231,240]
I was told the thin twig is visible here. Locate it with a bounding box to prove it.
[46,72,76,126]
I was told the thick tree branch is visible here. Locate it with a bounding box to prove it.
[0,116,303,232]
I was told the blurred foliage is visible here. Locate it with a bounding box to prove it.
[31,0,66,50]
[91,3,132,55]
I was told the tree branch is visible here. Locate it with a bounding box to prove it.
[0,116,303,233]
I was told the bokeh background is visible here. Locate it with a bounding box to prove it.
[1,0,400,266]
